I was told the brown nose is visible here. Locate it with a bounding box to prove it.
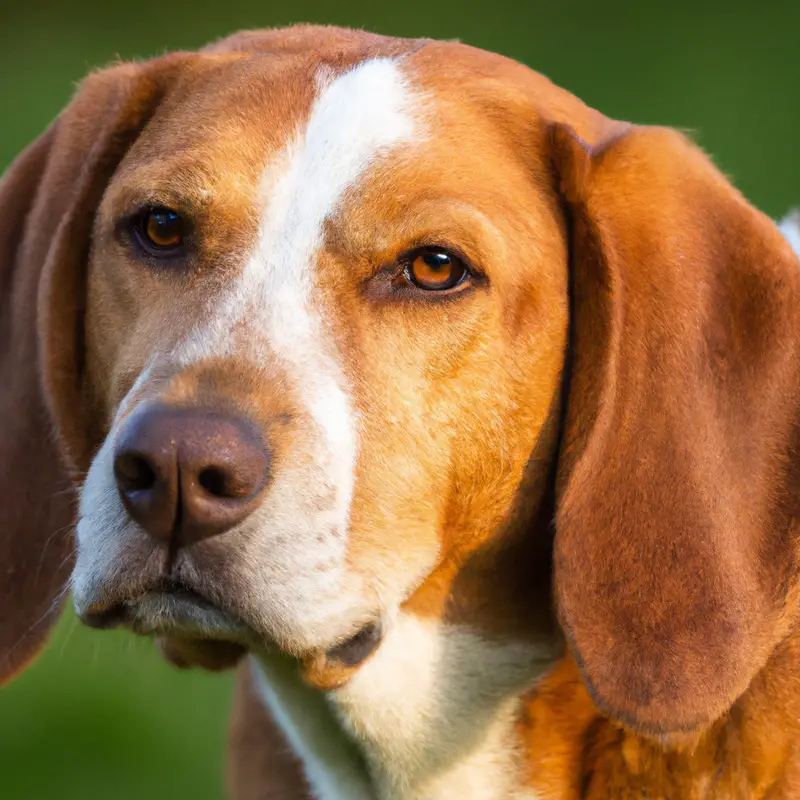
[113,405,269,545]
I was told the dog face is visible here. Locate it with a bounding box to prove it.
[70,39,576,670]
[3,26,800,748]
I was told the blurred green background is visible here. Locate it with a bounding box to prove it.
[0,0,797,798]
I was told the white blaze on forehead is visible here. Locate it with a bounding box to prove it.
[250,55,416,455]
[249,58,416,539]
[180,55,417,452]
[169,57,420,643]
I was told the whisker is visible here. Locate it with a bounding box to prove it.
[33,523,76,585]
[56,611,79,659]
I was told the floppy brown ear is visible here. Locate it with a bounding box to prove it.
[551,122,800,739]
[0,58,181,684]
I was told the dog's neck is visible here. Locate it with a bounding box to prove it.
[253,612,551,800]
[254,626,800,800]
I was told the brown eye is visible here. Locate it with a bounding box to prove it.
[405,247,468,291]
[136,207,186,254]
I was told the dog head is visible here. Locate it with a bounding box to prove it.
[2,25,799,742]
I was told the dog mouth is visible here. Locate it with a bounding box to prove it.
[80,579,251,641]
[79,579,385,677]
[79,579,254,670]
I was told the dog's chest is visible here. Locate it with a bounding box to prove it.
[253,614,547,800]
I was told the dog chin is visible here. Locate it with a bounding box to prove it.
[124,591,253,671]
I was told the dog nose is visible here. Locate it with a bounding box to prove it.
[113,405,270,544]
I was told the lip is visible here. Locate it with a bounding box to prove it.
[80,581,252,643]
[129,590,249,639]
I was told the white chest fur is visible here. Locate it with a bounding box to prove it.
[779,210,800,258]
[253,613,550,800]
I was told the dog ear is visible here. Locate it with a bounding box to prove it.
[551,122,800,739]
[0,58,182,684]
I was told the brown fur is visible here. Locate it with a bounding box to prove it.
[2,24,799,799]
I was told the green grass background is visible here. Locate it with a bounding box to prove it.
[1,0,798,797]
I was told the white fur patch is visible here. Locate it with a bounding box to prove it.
[72,433,143,608]
[238,56,416,534]
[252,655,374,800]
[332,613,548,799]
[72,362,159,610]
[254,614,551,800]
[168,58,421,651]
[779,210,800,258]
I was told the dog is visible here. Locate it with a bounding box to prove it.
[2,24,800,800]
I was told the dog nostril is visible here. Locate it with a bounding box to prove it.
[114,453,158,492]
[113,405,269,544]
[198,466,231,498]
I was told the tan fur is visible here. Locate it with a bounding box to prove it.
[2,24,800,800]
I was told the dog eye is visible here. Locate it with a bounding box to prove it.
[404,247,469,291]
[133,207,187,255]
